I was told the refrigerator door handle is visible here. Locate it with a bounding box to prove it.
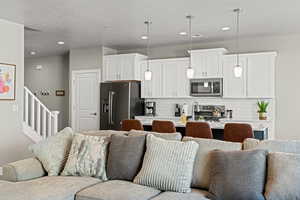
[108,91,115,125]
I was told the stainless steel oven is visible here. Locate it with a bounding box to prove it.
[190,78,223,97]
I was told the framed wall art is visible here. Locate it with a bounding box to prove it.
[0,63,16,100]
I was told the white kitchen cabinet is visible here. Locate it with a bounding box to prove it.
[162,58,189,97]
[223,55,247,98]
[223,52,276,98]
[247,53,276,98]
[191,48,227,78]
[140,61,163,98]
[103,53,147,82]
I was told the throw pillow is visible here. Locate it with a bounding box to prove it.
[61,134,109,180]
[29,127,74,176]
[107,134,146,181]
[134,134,199,193]
[265,152,300,200]
[129,130,182,141]
[209,149,267,200]
[182,137,242,189]
[243,138,300,154]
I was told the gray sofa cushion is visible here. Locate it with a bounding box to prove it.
[209,149,267,200]
[134,135,198,193]
[0,176,100,200]
[129,130,182,141]
[0,157,45,182]
[81,130,128,137]
[76,180,161,200]
[265,152,300,200]
[151,189,211,200]
[107,134,146,181]
[243,138,300,153]
[182,137,242,189]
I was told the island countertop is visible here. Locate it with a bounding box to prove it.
[134,116,271,131]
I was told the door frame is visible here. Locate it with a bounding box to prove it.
[71,69,101,131]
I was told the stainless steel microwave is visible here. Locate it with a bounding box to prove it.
[190,78,223,97]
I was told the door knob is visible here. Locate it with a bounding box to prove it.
[90,112,97,116]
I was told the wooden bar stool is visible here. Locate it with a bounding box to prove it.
[121,119,144,131]
[152,120,176,133]
[224,123,254,142]
[185,122,213,139]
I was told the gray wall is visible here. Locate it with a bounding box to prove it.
[69,46,103,126]
[0,19,33,165]
[25,55,69,130]
[119,34,300,140]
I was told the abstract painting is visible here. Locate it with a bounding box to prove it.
[0,63,16,100]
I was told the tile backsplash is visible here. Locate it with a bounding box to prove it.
[145,98,275,121]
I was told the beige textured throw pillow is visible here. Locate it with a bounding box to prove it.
[129,130,182,141]
[134,135,199,193]
[182,137,242,189]
[265,152,300,200]
[29,127,74,176]
[61,134,109,180]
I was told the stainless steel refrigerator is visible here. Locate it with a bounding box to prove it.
[100,81,144,130]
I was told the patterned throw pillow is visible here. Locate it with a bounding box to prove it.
[134,135,199,193]
[29,127,74,176]
[61,134,109,180]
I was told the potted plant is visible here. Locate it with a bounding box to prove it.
[257,101,269,120]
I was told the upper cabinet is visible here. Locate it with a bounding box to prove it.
[190,48,227,78]
[223,52,276,98]
[140,58,189,98]
[103,53,147,82]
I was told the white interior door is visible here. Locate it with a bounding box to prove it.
[72,70,100,132]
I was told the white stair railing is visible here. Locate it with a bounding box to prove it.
[23,87,59,142]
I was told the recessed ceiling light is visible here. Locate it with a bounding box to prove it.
[141,35,148,40]
[30,51,36,55]
[57,41,65,45]
[221,27,231,31]
[192,34,203,38]
[179,31,187,36]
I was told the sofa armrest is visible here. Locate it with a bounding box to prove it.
[0,157,46,182]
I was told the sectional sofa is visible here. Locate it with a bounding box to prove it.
[0,129,300,200]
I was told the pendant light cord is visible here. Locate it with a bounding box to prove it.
[188,15,192,69]
[235,9,240,66]
[146,21,151,72]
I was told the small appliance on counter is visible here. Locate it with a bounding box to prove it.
[225,109,233,119]
[145,101,156,116]
[193,104,225,121]
[174,104,181,117]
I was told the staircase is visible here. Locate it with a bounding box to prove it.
[23,87,59,143]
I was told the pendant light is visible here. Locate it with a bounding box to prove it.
[234,8,242,78]
[186,15,194,79]
[144,21,152,81]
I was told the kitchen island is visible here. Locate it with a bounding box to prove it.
[135,116,270,140]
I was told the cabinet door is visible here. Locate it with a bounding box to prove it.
[206,53,222,77]
[163,60,179,97]
[140,62,150,98]
[176,60,190,97]
[191,52,206,78]
[223,55,247,98]
[104,56,121,81]
[247,54,275,98]
[120,54,135,80]
[150,62,163,97]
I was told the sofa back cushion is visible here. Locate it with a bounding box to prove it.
[209,149,267,200]
[81,130,128,137]
[182,137,242,189]
[61,134,109,180]
[244,138,300,154]
[107,134,146,181]
[264,152,300,200]
[129,130,182,141]
[134,135,198,193]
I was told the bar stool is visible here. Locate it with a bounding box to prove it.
[121,119,144,131]
[224,123,254,142]
[185,122,213,139]
[152,120,176,133]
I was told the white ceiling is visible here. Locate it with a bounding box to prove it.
[1,0,300,57]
